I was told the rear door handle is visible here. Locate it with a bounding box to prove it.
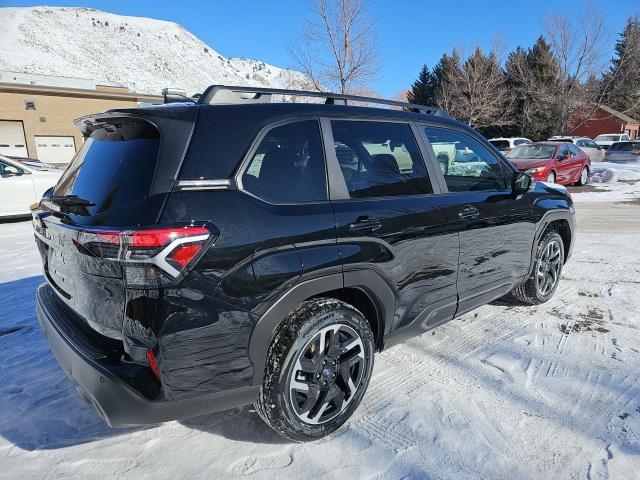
[348,217,382,233]
[458,205,479,220]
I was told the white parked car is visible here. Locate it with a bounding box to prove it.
[547,136,605,162]
[0,155,62,219]
[594,133,631,150]
[488,137,532,153]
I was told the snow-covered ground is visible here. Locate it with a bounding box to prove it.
[570,161,640,204]
[1,162,639,479]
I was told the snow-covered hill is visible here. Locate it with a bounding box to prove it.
[0,6,315,95]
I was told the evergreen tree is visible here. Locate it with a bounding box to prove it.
[503,37,561,139]
[504,47,529,136]
[527,36,558,87]
[407,64,436,105]
[603,16,640,117]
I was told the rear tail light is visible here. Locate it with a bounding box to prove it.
[75,224,215,287]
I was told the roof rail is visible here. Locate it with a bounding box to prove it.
[197,84,443,115]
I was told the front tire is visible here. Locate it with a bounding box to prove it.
[511,230,564,305]
[255,298,375,441]
[575,166,589,186]
[546,171,556,183]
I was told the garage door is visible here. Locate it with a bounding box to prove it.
[35,136,77,165]
[0,121,28,157]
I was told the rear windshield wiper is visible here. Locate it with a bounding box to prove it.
[50,195,96,208]
[48,195,96,215]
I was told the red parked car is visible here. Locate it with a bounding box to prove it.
[505,142,591,186]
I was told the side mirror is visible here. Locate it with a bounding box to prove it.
[42,186,55,199]
[557,152,569,161]
[512,172,533,195]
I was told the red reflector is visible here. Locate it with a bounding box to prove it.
[97,231,120,245]
[130,227,209,248]
[168,243,204,268]
[147,347,161,380]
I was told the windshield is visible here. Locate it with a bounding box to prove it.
[547,138,573,143]
[595,135,620,142]
[506,145,556,159]
[608,142,640,151]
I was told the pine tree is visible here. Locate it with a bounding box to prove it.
[504,47,529,136]
[527,36,558,87]
[603,16,640,117]
[407,64,436,105]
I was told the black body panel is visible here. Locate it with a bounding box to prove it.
[33,99,577,426]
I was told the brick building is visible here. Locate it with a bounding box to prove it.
[0,72,161,165]
[567,104,639,140]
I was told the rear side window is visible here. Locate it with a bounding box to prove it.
[489,140,510,150]
[330,121,432,199]
[609,142,640,151]
[54,121,160,214]
[424,126,509,192]
[241,120,326,203]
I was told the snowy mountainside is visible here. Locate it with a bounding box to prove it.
[0,6,315,95]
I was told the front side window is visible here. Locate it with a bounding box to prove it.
[330,121,432,199]
[556,145,569,158]
[568,144,581,156]
[424,127,509,192]
[241,120,326,203]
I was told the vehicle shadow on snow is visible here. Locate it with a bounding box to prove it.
[0,275,287,450]
[180,407,290,444]
[0,276,150,450]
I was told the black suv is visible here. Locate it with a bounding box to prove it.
[33,86,574,441]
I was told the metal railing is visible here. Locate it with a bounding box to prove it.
[194,84,443,115]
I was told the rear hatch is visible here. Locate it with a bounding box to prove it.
[33,106,208,340]
[605,142,640,162]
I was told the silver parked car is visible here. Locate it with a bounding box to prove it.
[604,141,640,162]
[547,136,605,162]
[594,133,631,150]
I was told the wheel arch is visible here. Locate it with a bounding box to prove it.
[248,270,395,385]
[527,209,575,277]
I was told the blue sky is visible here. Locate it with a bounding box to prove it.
[3,0,639,97]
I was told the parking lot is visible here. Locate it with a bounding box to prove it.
[1,165,639,479]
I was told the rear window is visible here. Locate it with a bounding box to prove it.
[595,135,620,142]
[54,121,160,214]
[608,142,640,151]
[489,140,509,150]
[547,138,573,143]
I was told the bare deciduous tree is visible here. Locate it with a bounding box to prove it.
[544,4,609,132]
[287,0,380,93]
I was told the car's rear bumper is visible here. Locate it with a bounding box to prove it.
[36,283,258,427]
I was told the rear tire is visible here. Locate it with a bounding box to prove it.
[575,166,589,186]
[255,298,375,441]
[511,230,564,305]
